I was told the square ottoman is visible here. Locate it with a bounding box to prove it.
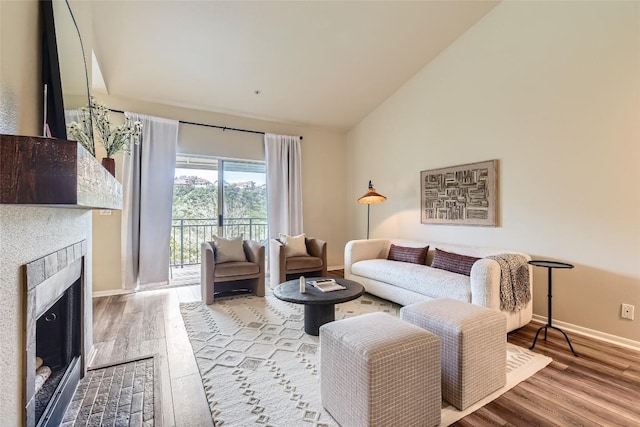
[401,298,506,410]
[320,312,441,427]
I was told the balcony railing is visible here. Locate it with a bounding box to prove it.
[170,217,268,268]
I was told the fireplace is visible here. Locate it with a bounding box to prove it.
[1,136,122,425]
[25,241,87,427]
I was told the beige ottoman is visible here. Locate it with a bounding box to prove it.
[401,298,506,410]
[320,312,441,427]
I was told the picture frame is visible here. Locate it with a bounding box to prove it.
[420,159,497,226]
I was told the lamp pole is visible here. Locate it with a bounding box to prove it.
[366,204,370,240]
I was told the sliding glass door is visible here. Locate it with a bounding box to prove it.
[171,155,267,269]
[222,160,268,242]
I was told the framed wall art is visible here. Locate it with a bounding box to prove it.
[420,159,497,226]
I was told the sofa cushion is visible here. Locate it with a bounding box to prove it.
[431,248,480,276]
[352,259,471,301]
[387,244,429,265]
[213,236,247,263]
[280,233,309,257]
[286,256,322,271]
[214,261,259,278]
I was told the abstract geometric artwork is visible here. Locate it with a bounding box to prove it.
[421,160,497,226]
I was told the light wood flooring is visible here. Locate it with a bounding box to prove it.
[92,285,213,427]
[91,274,640,427]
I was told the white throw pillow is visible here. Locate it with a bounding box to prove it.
[213,236,247,263]
[279,233,309,257]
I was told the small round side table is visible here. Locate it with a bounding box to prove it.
[528,260,578,357]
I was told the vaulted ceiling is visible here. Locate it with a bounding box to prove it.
[91,1,498,130]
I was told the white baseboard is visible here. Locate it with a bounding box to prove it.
[531,314,640,352]
[328,265,344,271]
[92,288,132,298]
[87,346,97,367]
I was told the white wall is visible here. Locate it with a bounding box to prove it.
[347,1,640,342]
[0,0,40,135]
[91,95,348,292]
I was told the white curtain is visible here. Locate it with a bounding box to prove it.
[264,133,303,238]
[64,109,80,124]
[122,113,178,289]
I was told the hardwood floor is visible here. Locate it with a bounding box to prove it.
[92,275,640,426]
[460,325,640,426]
[92,285,213,427]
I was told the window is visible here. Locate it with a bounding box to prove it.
[171,155,267,268]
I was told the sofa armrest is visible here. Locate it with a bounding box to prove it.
[306,238,327,276]
[469,254,533,312]
[244,240,265,269]
[269,239,286,289]
[306,238,326,262]
[469,259,502,310]
[344,239,389,277]
[201,242,216,300]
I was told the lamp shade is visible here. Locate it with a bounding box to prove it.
[357,180,387,204]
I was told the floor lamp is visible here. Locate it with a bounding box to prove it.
[357,180,387,239]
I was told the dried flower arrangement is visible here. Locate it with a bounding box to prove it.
[66,98,142,158]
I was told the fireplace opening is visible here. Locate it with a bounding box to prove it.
[24,241,87,426]
[35,277,81,426]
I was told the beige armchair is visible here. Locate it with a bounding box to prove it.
[201,240,265,304]
[269,237,327,289]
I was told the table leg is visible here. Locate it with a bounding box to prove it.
[530,324,578,356]
[546,266,552,339]
[550,326,579,357]
[530,325,547,351]
[304,304,335,336]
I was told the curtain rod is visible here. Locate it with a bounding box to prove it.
[108,108,303,140]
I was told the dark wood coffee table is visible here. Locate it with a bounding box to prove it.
[273,277,365,336]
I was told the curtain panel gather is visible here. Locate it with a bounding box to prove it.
[122,113,178,289]
[264,133,303,239]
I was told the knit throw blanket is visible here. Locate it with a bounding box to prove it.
[486,254,531,312]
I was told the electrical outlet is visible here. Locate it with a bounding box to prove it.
[621,304,634,320]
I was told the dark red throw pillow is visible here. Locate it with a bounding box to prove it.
[387,244,429,265]
[431,248,480,276]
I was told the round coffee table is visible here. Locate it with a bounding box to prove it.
[273,277,365,336]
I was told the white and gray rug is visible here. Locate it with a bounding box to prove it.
[180,294,551,426]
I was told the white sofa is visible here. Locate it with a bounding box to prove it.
[344,239,533,332]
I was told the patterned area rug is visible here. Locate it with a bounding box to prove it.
[180,294,551,426]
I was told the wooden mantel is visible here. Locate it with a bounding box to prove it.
[0,134,123,209]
